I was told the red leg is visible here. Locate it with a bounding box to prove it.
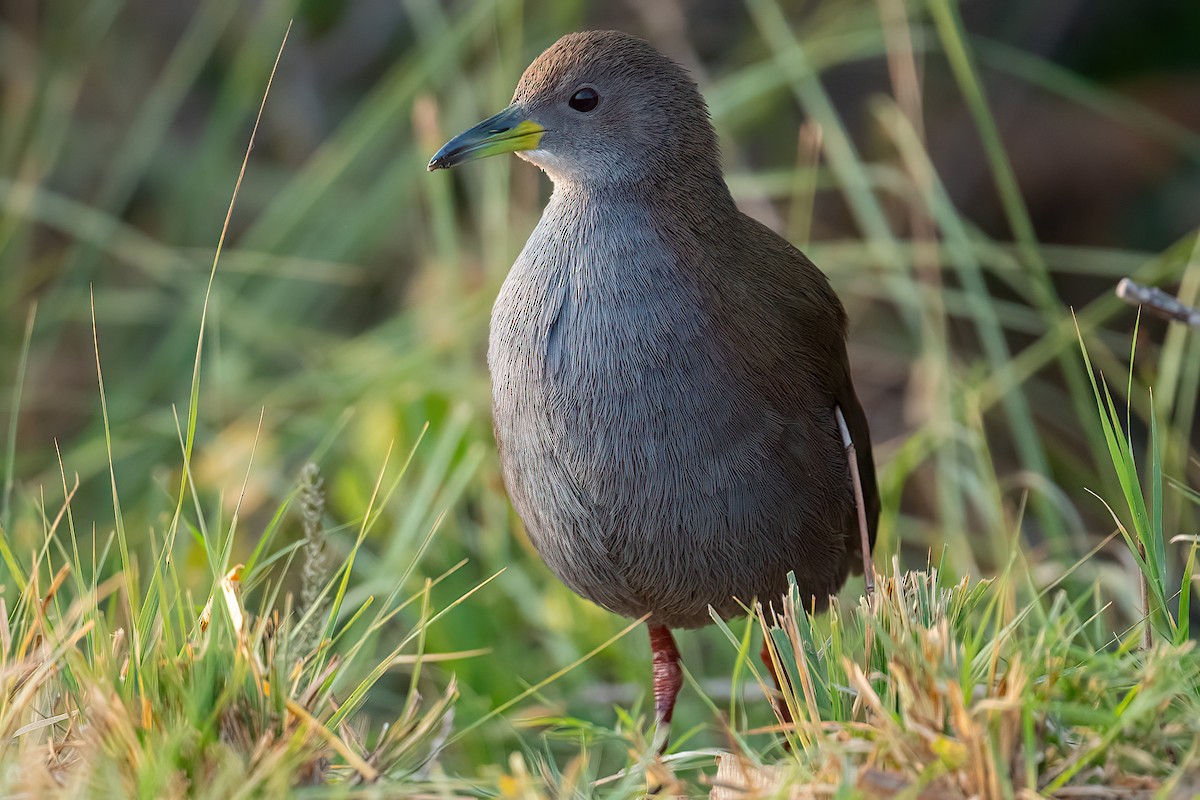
[648,623,682,753]
[759,639,794,727]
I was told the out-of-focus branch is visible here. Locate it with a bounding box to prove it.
[1116,278,1200,327]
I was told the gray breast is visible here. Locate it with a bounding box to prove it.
[487,190,849,628]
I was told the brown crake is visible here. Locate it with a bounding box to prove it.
[428,30,878,749]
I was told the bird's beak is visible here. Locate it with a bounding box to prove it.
[427,106,545,171]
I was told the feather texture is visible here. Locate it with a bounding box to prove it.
[484,30,878,628]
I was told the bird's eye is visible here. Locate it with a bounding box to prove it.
[568,87,600,113]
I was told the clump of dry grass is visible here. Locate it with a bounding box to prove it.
[699,562,1200,799]
[0,482,460,797]
[478,553,1198,800]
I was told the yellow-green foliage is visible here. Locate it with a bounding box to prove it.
[1,0,1199,796]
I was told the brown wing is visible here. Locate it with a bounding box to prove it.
[694,211,879,562]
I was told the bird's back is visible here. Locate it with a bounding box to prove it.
[489,184,877,628]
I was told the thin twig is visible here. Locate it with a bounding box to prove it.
[1116,278,1200,327]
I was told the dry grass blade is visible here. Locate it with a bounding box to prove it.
[746,565,1200,798]
[285,698,379,782]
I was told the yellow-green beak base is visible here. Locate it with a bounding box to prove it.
[427,106,544,171]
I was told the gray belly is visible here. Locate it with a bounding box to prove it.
[489,276,850,629]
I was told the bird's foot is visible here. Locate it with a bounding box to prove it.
[650,717,672,757]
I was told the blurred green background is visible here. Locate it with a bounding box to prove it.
[2,0,1199,773]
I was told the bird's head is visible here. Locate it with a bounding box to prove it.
[428,30,720,188]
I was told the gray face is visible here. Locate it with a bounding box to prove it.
[509,33,712,186]
[428,31,720,189]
